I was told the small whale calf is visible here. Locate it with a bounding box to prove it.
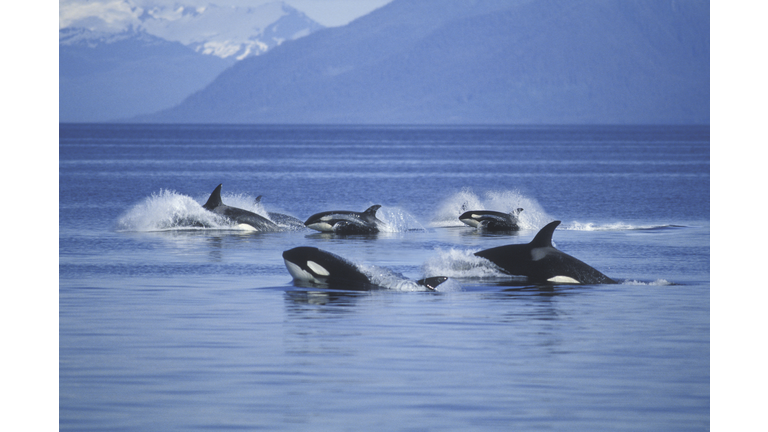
[282,246,448,290]
[474,221,616,284]
[202,184,280,232]
[304,205,386,234]
[459,208,524,231]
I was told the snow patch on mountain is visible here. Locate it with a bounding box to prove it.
[59,0,324,60]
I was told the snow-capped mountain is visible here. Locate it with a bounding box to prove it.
[59,0,325,60]
[59,0,325,122]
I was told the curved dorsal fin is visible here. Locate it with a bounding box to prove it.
[203,184,223,210]
[529,220,561,248]
[363,205,382,216]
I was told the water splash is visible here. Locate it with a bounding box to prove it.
[620,279,674,286]
[429,187,553,229]
[116,189,272,232]
[116,190,220,231]
[356,263,461,292]
[421,247,507,279]
[564,222,686,231]
[431,188,483,227]
[357,264,426,291]
[377,206,427,232]
[213,192,267,216]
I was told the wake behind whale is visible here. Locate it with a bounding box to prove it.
[116,188,300,232]
[117,189,429,234]
[116,189,226,231]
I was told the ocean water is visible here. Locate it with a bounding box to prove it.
[59,124,709,431]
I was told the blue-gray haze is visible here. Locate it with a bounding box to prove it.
[141,0,709,124]
[60,0,709,124]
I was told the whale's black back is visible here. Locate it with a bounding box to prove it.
[202,184,280,231]
[475,221,616,284]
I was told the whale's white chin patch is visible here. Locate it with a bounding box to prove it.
[460,218,480,228]
[307,222,334,232]
[547,275,580,284]
[237,223,257,231]
[284,260,319,283]
[306,260,330,276]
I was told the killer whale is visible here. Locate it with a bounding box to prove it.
[282,246,448,290]
[474,220,616,284]
[254,195,305,229]
[459,208,524,231]
[304,205,386,234]
[202,184,281,232]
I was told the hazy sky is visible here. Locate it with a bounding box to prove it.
[276,0,392,26]
[59,0,394,28]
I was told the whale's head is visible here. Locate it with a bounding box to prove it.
[282,246,336,284]
[282,246,374,288]
[303,212,336,232]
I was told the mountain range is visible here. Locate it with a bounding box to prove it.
[62,0,710,124]
[139,0,710,124]
[59,1,324,122]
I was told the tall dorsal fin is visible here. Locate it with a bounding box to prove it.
[363,205,382,216]
[529,220,561,248]
[203,184,223,210]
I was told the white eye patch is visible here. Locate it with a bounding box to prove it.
[307,260,330,276]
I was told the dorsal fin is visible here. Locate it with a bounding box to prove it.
[255,195,262,204]
[529,220,561,248]
[203,184,223,210]
[363,205,382,216]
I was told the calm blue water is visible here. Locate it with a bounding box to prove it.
[59,124,710,431]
